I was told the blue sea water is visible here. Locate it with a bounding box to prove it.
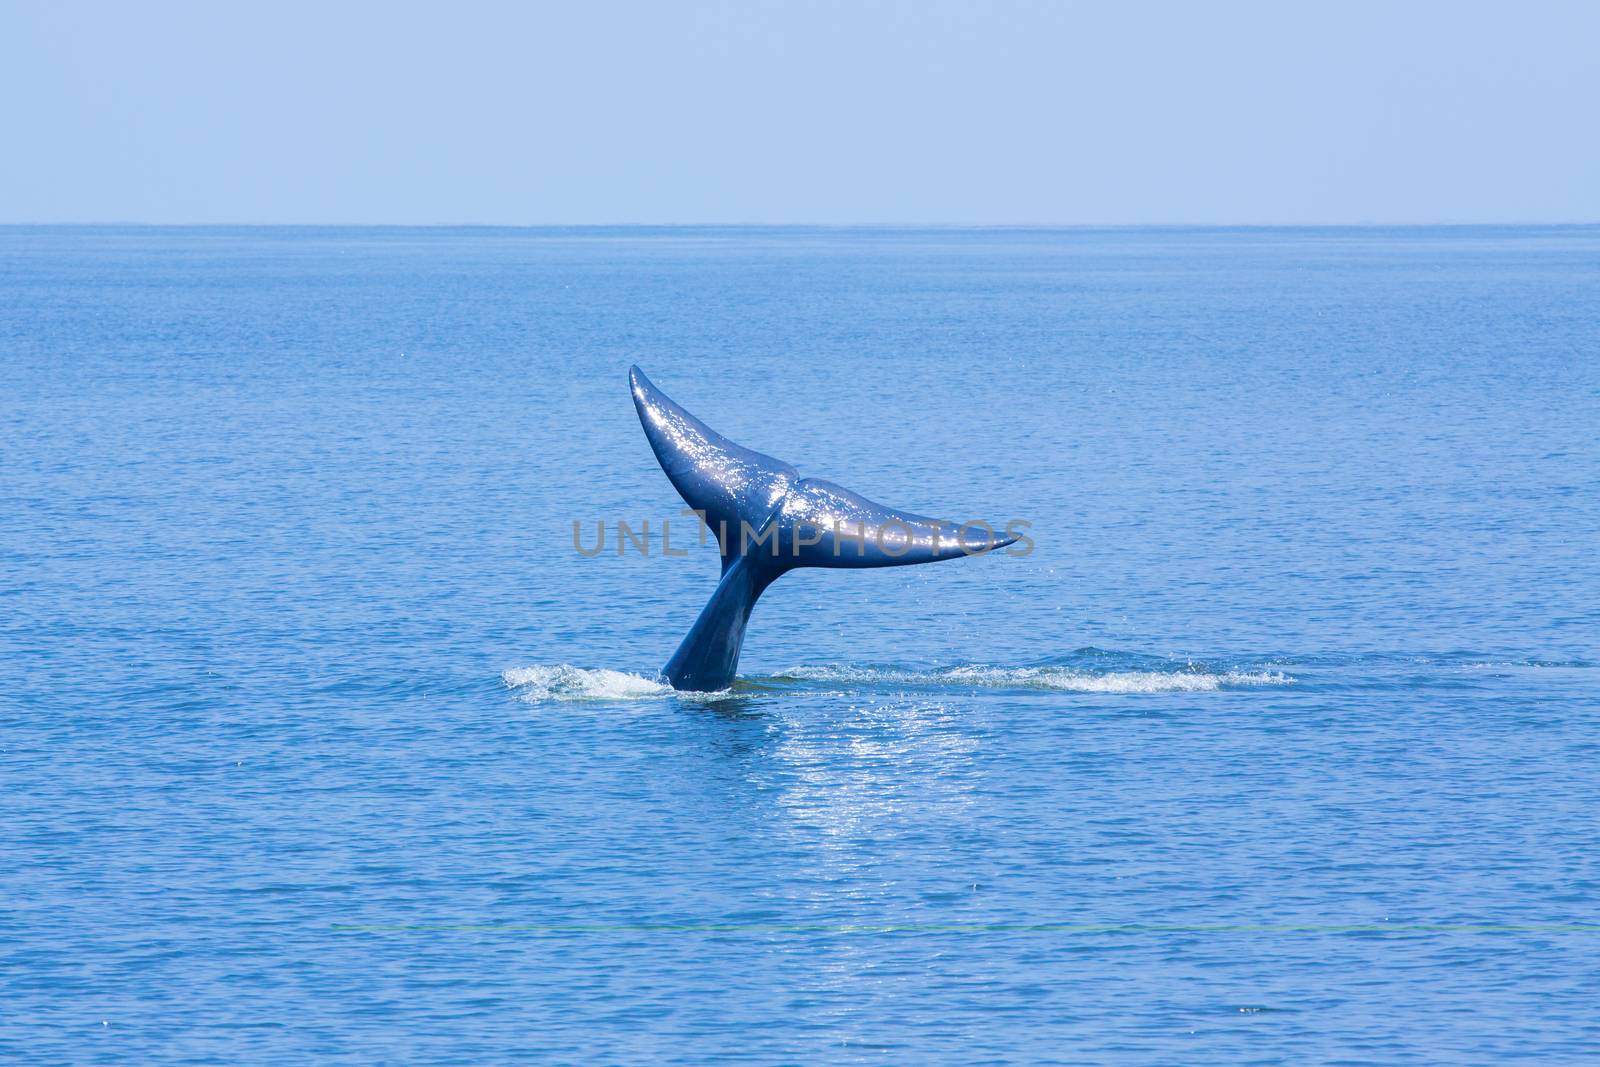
[2,225,1598,1063]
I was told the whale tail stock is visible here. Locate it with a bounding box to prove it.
[629,365,1015,691]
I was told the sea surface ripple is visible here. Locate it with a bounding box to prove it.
[3,225,1599,1063]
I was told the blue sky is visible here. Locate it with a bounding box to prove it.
[3,0,1596,224]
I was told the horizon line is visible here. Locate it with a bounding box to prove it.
[3,219,1599,231]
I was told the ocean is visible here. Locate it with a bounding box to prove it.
[3,225,1598,1062]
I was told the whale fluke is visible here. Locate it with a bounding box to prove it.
[630,366,1016,691]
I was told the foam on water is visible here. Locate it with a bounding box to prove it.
[773,664,1293,693]
[502,664,746,702]
[502,661,1294,700]
[502,664,676,702]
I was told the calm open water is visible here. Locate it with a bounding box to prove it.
[3,226,1598,1063]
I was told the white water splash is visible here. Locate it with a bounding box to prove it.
[502,661,1294,702]
[502,665,676,702]
[773,664,1293,693]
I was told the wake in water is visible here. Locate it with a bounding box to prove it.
[769,663,1291,694]
[501,650,1294,702]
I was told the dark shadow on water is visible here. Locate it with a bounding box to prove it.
[686,693,767,718]
[675,679,781,718]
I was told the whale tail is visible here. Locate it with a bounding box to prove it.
[629,366,1015,691]
[659,554,774,692]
